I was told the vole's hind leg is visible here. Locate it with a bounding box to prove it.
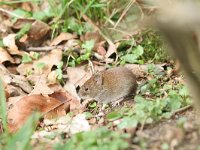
[111,97,124,106]
[112,95,135,106]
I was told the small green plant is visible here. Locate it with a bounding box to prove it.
[120,45,144,64]
[65,40,95,67]
[55,61,64,81]
[22,53,32,63]
[115,65,191,129]
[54,127,130,150]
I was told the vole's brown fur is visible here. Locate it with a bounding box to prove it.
[78,67,138,103]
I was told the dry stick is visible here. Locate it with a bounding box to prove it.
[81,13,114,47]
[81,14,119,63]
[171,104,193,118]
[0,8,23,18]
[25,46,61,52]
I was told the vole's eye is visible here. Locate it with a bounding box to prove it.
[85,87,89,91]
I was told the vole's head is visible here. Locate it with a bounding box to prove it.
[78,73,103,100]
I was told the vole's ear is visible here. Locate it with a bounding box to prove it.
[94,74,103,84]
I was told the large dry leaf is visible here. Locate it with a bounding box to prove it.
[30,75,54,95]
[7,94,68,132]
[49,91,84,112]
[12,19,50,47]
[67,66,92,87]
[2,34,23,55]
[8,90,83,132]
[51,32,77,46]
[17,49,62,76]
[0,48,15,64]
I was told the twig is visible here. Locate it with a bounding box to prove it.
[25,46,63,52]
[114,0,136,28]
[171,105,193,117]
[88,60,95,74]
[0,8,23,18]
[81,13,114,46]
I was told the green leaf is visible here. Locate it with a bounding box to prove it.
[5,113,40,150]
[22,54,32,63]
[67,18,84,35]
[0,78,7,131]
[88,101,97,108]
[15,23,31,40]
[106,111,122,121]
[35,62,46,70]
[117,117,138,129]
[12,8,31,18]
[56,69,63,80]
[121,54,138,63]
[32,11,47,21]
[57,61,63,69]
[133,45,144,56]
[82,40,95,51]
[83,112,93,119]
[179,86,189,97]
[32,52,40,60]
[0,39,4,47]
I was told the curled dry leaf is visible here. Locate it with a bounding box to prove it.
[8,90,83,132]
[7,94,67,132]
[2,34,23,55]
[0,47,15,64]
[51,32,77,46]
[49,91,84,113]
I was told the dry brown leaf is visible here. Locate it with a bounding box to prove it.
[30,75,54,95]
[96,41,106,56]
[0,65,32,96]
[105,42,119,58]
[21,2,33,11]
[2,34,23,55]
[17,49,62,76]
[51,32,77,46]
[64,81,80,101]
[0,47,15,64]
[81,31,102,43]
[7,94,68,132]
[67,66,92,87]
[49,91,84,112]
[12,18,34,29]
[28,20,50,41]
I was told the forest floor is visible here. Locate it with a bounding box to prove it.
[0,1,199,150]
